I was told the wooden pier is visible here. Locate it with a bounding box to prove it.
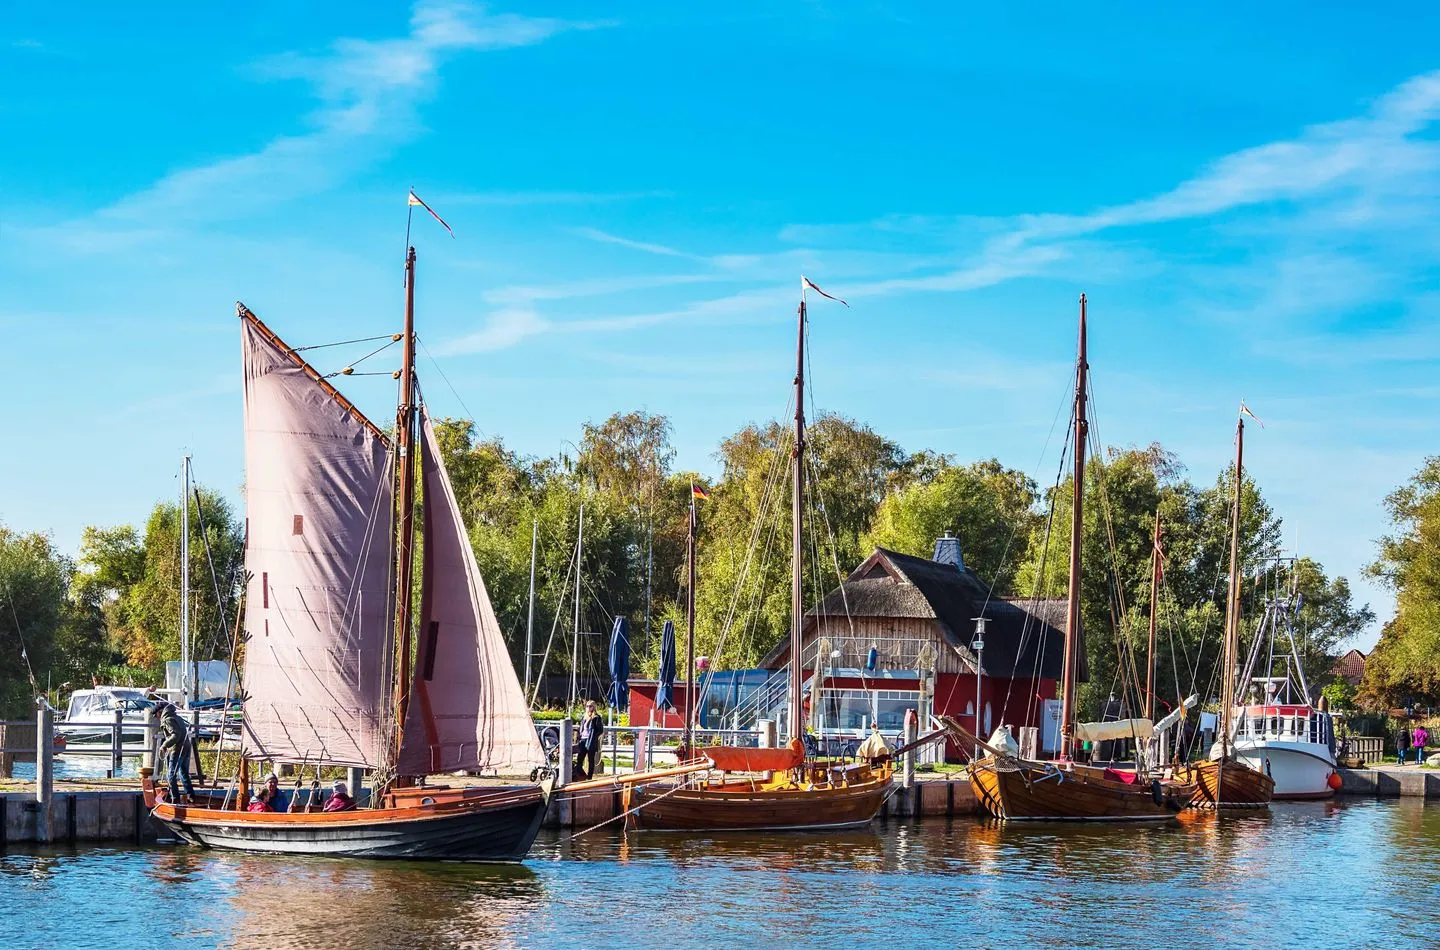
[6,766,1440,846]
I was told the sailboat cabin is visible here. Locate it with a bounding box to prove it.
[759,537,1075,760]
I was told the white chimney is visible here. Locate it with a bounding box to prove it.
[933,533,965,572]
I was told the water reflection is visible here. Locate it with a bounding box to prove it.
[2,802,1438,948]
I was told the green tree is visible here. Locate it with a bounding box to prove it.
[866,458,1039,593]
[1362,457,1440,706]
[77,488,244,677]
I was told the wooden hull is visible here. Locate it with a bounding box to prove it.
[1180,758,1275,808]
[151,785,546,861]
[623,764,892,832]
[968,757,1181,822]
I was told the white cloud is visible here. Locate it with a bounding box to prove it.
[570,226,693,258]
[92,3,605,226]
[431,307,549,354]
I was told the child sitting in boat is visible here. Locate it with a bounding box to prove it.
[325,780,356,812]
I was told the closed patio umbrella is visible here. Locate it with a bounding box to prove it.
[607,616,630,712]
[655,620,676,712]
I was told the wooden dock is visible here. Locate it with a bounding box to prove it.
[5,768,1439,846]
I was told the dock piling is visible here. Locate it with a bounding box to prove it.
[111,709,124,777]
[35,700,53,843]
[902,714,917,788]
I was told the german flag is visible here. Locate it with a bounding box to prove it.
[691,484,710,501]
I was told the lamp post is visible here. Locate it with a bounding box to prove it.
[971,617,988,750]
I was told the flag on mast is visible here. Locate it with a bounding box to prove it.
[691,483,710,501]
[801,275,849,307]
[1239,401,1265,428]
[408,190,455,238]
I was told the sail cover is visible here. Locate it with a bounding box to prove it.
[1074,718,1155,743]
[397,412,545,776]
[239,316,394,768]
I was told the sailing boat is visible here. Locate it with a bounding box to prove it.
[1175,412,1276,807]
[961,295,1188,822]
[622,279,894,831]
[145,247,550,860]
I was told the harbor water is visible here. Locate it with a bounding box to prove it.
[1,800,1434,948]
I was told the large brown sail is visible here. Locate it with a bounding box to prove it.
[238,312,394,769]
[397,411,546,776]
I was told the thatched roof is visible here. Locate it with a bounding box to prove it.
[761,548,1077,681]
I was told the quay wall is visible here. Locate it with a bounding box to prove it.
[3,767,1435,845]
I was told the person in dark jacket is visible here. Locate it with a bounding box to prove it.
[158,704,196,804]
[574,701,605,780]
[1397,726,1412,765]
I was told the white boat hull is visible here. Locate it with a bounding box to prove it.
[1226,739,1336,799]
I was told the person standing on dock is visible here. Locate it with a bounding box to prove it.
[1397,726,1412,765]
[158,703,196,804]
[574,701,605,780]
[1412,726,1429,766]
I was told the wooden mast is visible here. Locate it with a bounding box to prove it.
[390,246,420,775]
[1220,416,1245,760]
[1145,509,1162,722]
[685,493,698,747]
[1059,293,1088,760]
[789,295,807,744]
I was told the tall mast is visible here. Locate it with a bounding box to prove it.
[524,519,538,699]
[685,494,698,747]
[1059,294,1088,760]
[1145,509,1162,722]
[569,505,584,711]
[180,454,192,708]
[1220,416,1245,758]
[389,246,419,770]
[789,297,807,743]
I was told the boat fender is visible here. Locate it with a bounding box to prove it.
[1151,779,1165,808]
[1327,771,1343,790]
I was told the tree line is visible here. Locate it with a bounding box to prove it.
[0,410,1383,719]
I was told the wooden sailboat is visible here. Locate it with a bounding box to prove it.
[963,295,1186,822]
[1177,413,1274,809]
[623,278,893,831]
[145,247,551,861]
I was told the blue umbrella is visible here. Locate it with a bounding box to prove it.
[655,620,676,712]
[607,616,631,712]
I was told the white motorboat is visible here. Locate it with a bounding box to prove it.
[1213,578,1339,799]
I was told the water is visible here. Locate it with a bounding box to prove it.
[2,801,1435,949]
[8,754,145,781]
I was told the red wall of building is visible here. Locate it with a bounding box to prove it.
[932,673,1058,760]
[627,682,693,729]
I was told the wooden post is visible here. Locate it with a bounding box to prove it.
[558,717,573,787]
[189,709,206,783]
[902,712,917,789]
[348,767,365,807]
[111,708,124,777]
[141,705,157,771]
[35,700,53,843]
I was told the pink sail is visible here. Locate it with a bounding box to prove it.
[398,411,545,776]
[239,315,394,768]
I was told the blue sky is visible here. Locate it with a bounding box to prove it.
[4,3,1439,649]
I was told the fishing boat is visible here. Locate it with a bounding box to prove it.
[961,295,1187,822]
[622,278,893,831]
[146,246,550,860]
[1217,559,1337,799]
[1178,413,1275,808]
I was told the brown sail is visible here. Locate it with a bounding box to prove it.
[146,248,549,861]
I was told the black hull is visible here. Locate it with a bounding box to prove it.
[155,788,546,862]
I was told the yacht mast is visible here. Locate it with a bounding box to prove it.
[1145,509,1162,722]
[180,454,192,708]
[1059,294,1088,760]
[389,246,420,770]
[1220,416,1245,759]
[524,520,537,699]
[685,492,698,747]
[569,505,585,710]
[789,294,807,744]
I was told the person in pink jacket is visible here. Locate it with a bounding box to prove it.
[1412,726,1430,765]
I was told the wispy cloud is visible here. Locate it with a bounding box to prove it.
[430,307,550,355]
[87,3,606,227]
[570,226,694,258]
[444,189,672,206]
